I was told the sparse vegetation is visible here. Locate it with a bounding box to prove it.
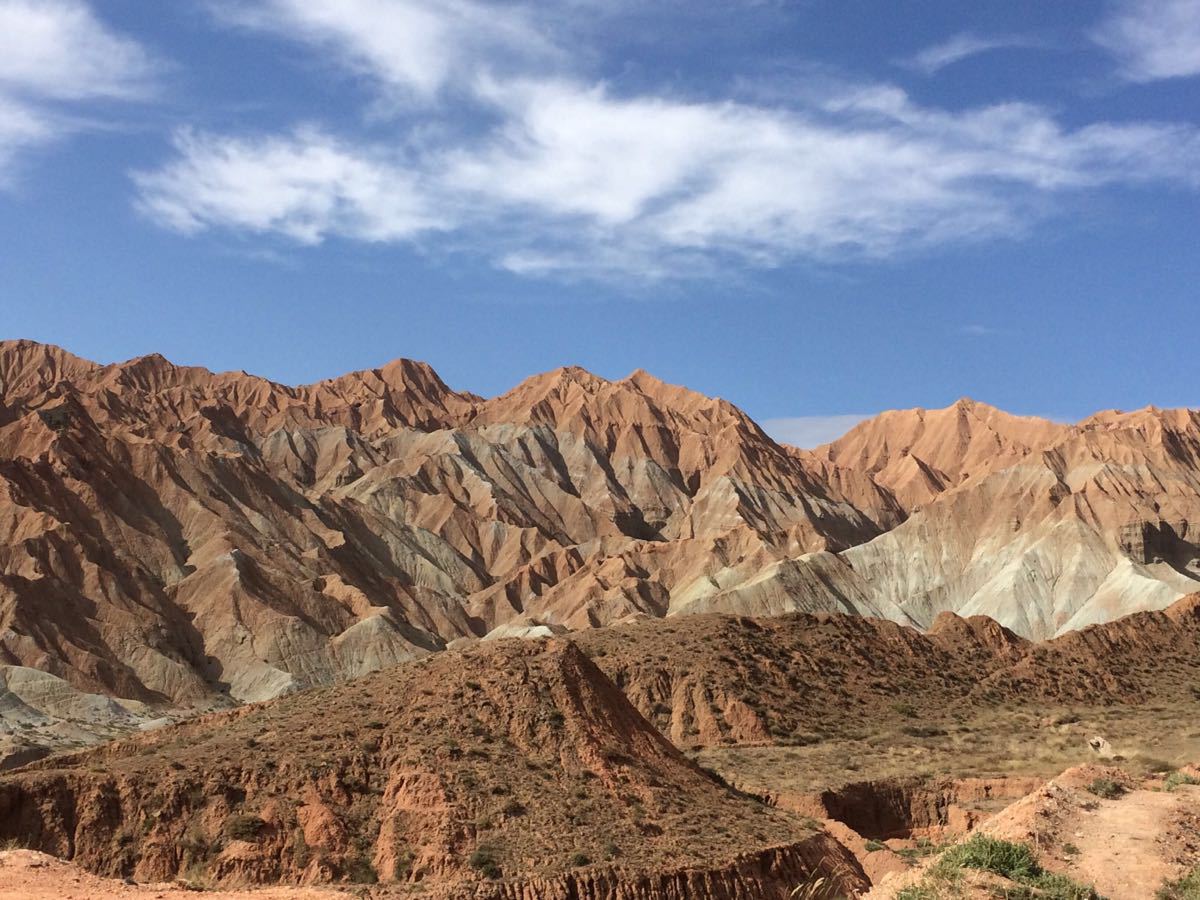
[789,869,841,900]
[468,846,502,880]
[224,814,265,841]
[1085,777,1124,799]
[1164,770,1200,792]
[897,835,1099,900]
[900,724,947,738]
[1158,865,1200,900]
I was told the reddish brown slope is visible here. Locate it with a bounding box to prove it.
[577,594,1200,749]
[0,341,884,711]
[0,639,866,898]
[807,398,1068,513]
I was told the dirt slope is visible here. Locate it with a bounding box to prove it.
[0,849,348,900]
[0,638,866,898]
[576,593,1200,748]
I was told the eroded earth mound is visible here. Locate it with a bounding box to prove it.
[578,593,1200,749]
[0,639,866,898]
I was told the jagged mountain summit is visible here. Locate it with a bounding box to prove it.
[0,340,1197,713]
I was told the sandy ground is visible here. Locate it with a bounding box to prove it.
[1057,782,1200,898]
[867,765,1200,899]
[0,850,349,900]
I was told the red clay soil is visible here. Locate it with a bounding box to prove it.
[0,849,348,899]
[0,639,867,899]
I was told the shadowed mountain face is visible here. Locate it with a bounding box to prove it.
[1,340,1198,712]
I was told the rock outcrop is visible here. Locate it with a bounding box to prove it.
[735,402,1200,638]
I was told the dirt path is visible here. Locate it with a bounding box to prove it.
[1059,787,1185,898]
[980,766,1200,900]
[0,850,349,900]
[867,766,1200,899]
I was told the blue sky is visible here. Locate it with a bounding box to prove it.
[1,0,1198,446]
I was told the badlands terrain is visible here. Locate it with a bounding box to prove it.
[2,341,1198,706]
[0,599,1198,897]
[1,340,1199,897]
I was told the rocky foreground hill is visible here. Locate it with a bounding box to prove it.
[1,339,1198,715]
[0,639,868,898]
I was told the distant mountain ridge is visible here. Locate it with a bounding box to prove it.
[0,339,1197,714]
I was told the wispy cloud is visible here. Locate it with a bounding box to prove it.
[133,128,443,244]
[1092,0,1200,82]
[134,1,1200,279]
[0,0,156,101]
[0,0,157,182]
[763,415,870,449]
[903,33,1038,75]
[0,96,53,185]
[210,0,554,102]
[959,324,1006,337]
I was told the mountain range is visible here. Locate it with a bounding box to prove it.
[1,339,1198,713]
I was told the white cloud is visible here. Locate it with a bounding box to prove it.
[213,0,553,101]
[763,415,870,449]
[0,0,156,101]
[1093,0,1200,81]
[133,128,443,244]
[960,324,1002,337]
[0,0,157,183]
[903,33,1036,75]
[134,79,1200,276]
[0,96,54,184]
[456,80,1200,272]
[136,0,1200,278]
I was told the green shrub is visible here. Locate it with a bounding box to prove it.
[934,835,1039,881]
[468,846,501,880]
[224,814,265,841]
[1164,771,1200,792]
[864,839,887,852]
[291,828,311,869]
[571,852,591,867]
[344,853,378,884]
[1086,777,1125,799]
[1157,865,1200,900]
[925,835,1099,899]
